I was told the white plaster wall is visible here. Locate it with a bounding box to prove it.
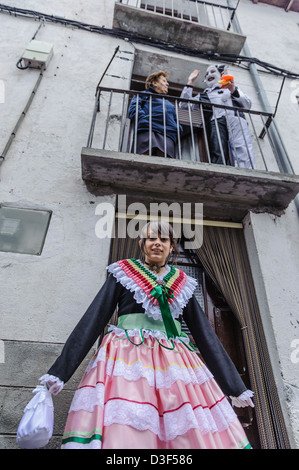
[244,206,299,448]
[0,0,115,27]
[237,0,299,174]
[0,4,134,343]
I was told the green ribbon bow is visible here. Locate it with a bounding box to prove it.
[150,284,180,340]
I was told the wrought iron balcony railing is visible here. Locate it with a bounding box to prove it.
[116,0,239,32]
[86,87,294,176]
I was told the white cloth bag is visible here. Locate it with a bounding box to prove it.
[16,385,54,449]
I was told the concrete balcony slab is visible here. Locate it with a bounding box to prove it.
[113,3,246,55]
[81,147,299,221]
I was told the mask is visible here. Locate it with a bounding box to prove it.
[204,64,228,89]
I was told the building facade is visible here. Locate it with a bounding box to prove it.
[0,0,299,449]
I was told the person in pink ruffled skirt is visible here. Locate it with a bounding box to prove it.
[40,221,254,449]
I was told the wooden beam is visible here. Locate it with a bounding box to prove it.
[116,212,244,229]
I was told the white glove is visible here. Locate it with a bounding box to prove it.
[230,390,254,408]
[39,374,64,396]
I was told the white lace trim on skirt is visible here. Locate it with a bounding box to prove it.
[84,343,213,389]
[107,324,190,344]
[69,383,237,441]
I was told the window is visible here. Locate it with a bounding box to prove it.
[0,206,52,255]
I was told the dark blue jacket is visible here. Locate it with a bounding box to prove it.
[128,87,182,143]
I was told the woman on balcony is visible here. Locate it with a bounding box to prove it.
[128,71,182,158]
[36,221,254,449]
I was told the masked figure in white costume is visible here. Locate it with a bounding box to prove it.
[180,65,255,169]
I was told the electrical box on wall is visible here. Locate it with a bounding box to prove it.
[21,40,54,69]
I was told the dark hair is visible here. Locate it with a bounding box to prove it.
[139,221,179,264]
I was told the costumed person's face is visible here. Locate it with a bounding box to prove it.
[204,66,221,89]
[151,75,169,95]
[143,230,173,266]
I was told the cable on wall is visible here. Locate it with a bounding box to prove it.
[0,15,52,170]
[1,3,299,80]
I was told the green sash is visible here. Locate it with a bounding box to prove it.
[117,313,182,337]
[150,284,181,339]
[114,313,195,352]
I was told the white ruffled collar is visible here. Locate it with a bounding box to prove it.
[107,259,197,321]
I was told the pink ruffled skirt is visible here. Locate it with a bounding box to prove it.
[61,331,251,449]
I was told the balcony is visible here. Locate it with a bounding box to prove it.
[113,0,246,54]
[81,87,299,221]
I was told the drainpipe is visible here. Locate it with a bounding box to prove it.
[227,0,299,213]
